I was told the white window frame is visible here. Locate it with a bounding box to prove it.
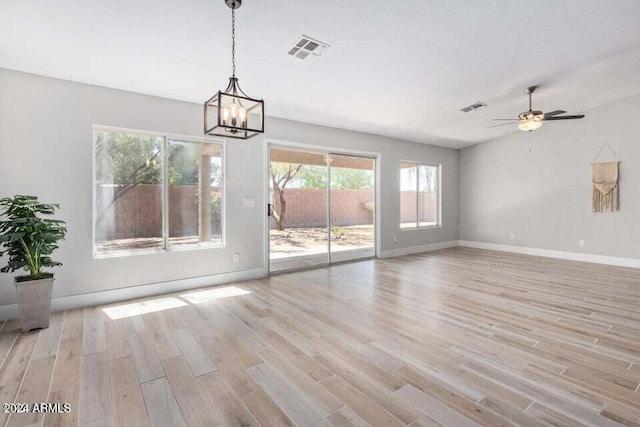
[400,161,442,230]
[92,125,226,258]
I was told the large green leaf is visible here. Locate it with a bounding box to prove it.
[0,195,67,278]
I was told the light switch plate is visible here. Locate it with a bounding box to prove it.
[243,197,256,208]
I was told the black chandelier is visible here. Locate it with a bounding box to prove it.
[204,0,264,139]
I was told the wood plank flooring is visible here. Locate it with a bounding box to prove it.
[1,247,640,426]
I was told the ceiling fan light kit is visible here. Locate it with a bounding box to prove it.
[489,86,585,132]
[204,0,264,140]
[518,119,543,132]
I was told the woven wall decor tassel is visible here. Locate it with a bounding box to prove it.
[592,161,620,212]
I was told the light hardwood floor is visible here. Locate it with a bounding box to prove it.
[1,247,640,426]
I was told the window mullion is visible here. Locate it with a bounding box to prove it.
[416,163,419,228]
[439,166,442,226]
[162,137,170,250]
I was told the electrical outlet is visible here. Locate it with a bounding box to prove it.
[579,240,586,248]
[510,233,515,240]
[392,236,398,244]
[233,253,240,263]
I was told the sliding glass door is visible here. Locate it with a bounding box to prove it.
[268,146,376,273]
[269,148,329,272]
[329,154,376,262]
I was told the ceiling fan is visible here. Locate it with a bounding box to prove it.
[488,86,585,132]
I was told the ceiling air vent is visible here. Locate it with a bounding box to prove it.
[288,35,329,60]
[460,102,488,113]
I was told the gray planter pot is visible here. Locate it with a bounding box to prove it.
[14,277,54,332]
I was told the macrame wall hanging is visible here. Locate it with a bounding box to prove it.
[591,143,621,213]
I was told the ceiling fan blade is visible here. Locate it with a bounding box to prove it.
[544,115,585,121]
[486,122,517,129]
[543,110,567,118]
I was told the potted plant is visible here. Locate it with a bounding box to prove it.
[0,195,67,332]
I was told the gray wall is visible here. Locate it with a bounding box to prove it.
[460,93,640,259]
[0,68,459,307]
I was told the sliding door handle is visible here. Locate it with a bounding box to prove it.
[267,203,274,216]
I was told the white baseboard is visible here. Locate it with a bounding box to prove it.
[379,240,459,258]
[459,240,640,269]
[0,267,267,321]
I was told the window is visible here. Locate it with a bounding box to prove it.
[94,127,223,256]
[400,161,440,229]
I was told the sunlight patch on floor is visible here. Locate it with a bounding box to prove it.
[102,296,187,319]
[180,286,251,304]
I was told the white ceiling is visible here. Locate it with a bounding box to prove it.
[2,0,640,148]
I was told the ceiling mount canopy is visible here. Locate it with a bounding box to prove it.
[225,0,241,9]
[204,0,264,140]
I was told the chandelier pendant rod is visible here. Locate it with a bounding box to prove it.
[231,7,236,80]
